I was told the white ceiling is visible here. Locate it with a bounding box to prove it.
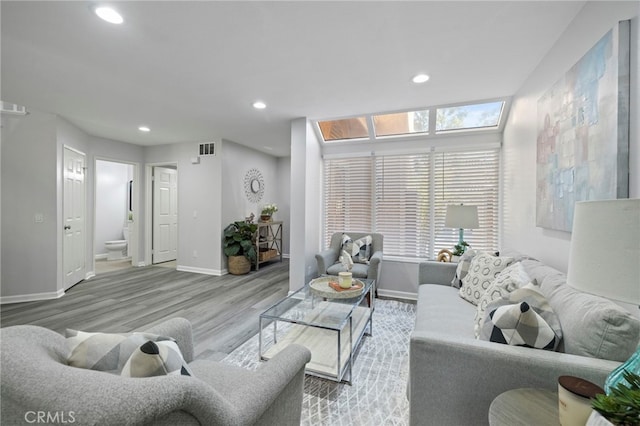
[1,1,585,157]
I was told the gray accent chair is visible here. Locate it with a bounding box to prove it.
[316,232,384,285]
[1,318,311,425]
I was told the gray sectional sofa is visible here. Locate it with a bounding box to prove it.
[409,256,640,426]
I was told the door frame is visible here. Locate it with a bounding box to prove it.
[144,162,178,266]
[92,157,140,273]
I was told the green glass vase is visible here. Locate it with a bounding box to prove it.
[604,344,640,394]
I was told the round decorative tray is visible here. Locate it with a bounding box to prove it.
[309,276,365,299]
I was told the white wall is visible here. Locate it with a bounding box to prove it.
[502,2,640,272]
[95,160,133,256]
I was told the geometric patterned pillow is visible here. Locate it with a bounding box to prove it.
[352,235,372,264]
[480,283,562,351]
[121,340,193,377]
[341,234,372,264]
[451,249,479,289]
[65,330,177,374]
[473,262,532,337]
[459,253,514,306]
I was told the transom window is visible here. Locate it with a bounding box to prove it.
[315,99,507,143]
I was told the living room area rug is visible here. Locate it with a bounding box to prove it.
[223,299,416,425]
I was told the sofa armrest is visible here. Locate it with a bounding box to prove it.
[143,317,194,363]
[409,331,620,426]
[367,250,383,282]
[190,344,312,425]
[418,261,457,286]
[316,249,337,275]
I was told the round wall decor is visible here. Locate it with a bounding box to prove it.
[244,168,264,203]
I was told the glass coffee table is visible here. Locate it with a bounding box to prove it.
[259,277,374,384]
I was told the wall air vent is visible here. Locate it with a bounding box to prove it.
[199,142,215,156]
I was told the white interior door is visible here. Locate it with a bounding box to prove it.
[153,166,178,264]
[63,147,86,289]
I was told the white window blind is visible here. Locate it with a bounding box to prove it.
[323,149,500,259]
[433,150,500,258]
[323,157,373,247]
[375,154,431,258]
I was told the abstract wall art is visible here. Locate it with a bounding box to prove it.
[536,21,630,232]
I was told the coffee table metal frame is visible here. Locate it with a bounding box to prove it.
[258,278,374,384]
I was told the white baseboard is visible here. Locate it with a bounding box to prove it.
[176,265,225,276]
[377,288,417,301]
[95,253,108,260]
[0,288,65,305]
[136,261,146,267]
[85,271,96,280]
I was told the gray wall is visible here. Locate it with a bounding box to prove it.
[221,140,283,269]
[1,109,58,299]
[1,112,145,301]
[145,141,223,274]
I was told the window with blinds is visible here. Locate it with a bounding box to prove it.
[323,149,499,259]
[323,157,374,247]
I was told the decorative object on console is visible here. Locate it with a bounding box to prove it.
[260,203,278,221]
[566,199,640,392]
[445,204,478,252]
[437,248,453,262]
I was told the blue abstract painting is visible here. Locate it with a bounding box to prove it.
[536,22,630,232]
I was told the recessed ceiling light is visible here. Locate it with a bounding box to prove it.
[138,126,150,132]
[253,101,267,109]
[94,6,124,24]
[412,73,430,84]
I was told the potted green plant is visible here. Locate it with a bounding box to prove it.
[453,241,469,257]
[260,203,278,222]
[223,221,257,275]
[589,371,640,425]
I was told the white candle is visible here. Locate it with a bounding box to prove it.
[338,272,352,289]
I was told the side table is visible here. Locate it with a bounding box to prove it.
[489,388,559,426]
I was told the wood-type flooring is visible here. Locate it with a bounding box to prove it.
[0,260,290,361]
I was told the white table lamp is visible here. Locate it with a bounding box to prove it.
[566,199,640,395]
[566,199,640,305]
[445,204,479,246]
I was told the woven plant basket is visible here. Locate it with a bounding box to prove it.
[228,255,251,275]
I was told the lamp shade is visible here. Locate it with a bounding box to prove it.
[445,205,479,229]
[566,199,640,304]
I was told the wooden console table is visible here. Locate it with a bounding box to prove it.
[254,221,283,270]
